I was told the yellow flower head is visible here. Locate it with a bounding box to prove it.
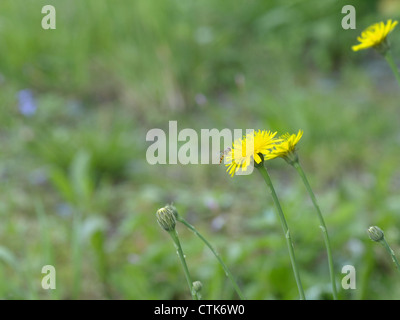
[352,19,398,52]
[265,130,303,162]
[225,130,280,177]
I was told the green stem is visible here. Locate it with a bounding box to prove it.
[293,161,338,300]
[168,229,198,300]
[177,216,246,300]
[257,165,306,300]
[72,210,82,299]
[384,50,400,87]
[380,237,400,273]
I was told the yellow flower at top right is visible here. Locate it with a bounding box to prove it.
[352,19,398,52]
[265,130,303,162]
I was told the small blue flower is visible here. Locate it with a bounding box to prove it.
[17,89,37,116]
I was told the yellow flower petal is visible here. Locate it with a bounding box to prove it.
[352,19,398,52]
[224,130,281,177]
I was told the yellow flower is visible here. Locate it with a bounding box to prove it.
[265,130,303,162]
[225,130,280,177]
[352,19,398,52]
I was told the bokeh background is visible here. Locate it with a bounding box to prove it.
[1,0,400,300]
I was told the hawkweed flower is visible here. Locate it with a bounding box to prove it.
[156,206,198,300]
[368,226,400,273]
[269,130,338,299]
[224,129,306,299]
[352,19,400,86]
[265,130,303,165]
[225,130,280,177]
[352,20,398,54]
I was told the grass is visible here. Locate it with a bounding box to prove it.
[1,0,400,299]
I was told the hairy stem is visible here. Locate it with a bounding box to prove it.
[293,161,338,300]
[257,165,306,300]
[168,229,198,300]
[177,216,246,300]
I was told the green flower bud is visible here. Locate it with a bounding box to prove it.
[156,207,176,232]
[367,226,384,242]
[192,281,203,292]
[165,204,179,219]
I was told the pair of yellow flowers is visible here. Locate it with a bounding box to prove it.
[225,130,303,177]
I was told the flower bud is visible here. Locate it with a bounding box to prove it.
[165,204,179,219]
[192,281,203,292]
[367,226,384,242]
[156,207,176,232]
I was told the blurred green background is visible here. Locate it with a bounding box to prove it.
[1,0,400,300]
